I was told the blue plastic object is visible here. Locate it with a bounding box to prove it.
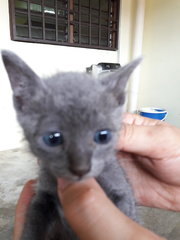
[138,107,168,121]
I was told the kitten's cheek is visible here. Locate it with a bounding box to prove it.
[90,159,104,176]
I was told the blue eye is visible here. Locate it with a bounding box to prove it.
[94,130,112,144]
[43,132,63,147]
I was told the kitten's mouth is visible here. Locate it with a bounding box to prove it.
[69,165,91,178]
[53,164,98,182]
[58,169,94,182]
[64,173,92,182]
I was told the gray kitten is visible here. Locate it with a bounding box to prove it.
[2,51,141,240]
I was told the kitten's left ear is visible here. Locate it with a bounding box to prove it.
[100,57,142,104]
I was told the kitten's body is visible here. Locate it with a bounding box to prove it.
[2,51,141,240]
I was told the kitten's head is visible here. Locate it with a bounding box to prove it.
[2,51,141,181]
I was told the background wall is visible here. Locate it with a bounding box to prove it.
[0,0,136,151]
[138,0,180,127]
[3,0,180,149]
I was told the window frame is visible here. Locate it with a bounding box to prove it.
[9,0,120,50]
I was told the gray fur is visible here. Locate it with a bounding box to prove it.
[2,50,141,240]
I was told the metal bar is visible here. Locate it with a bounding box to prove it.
[67,0,70,42]
[55,0,58,41]
[42,0,45,40]
[89,0,91,45]
[98,0,101,46]
[108,0,111,47]
[69,0,74,43]
[112,0,117,48]
[116,0,121,49]
[78,0,81,44]
[9,0,16,39]
[13,36,117,50]
[27,0,32,38]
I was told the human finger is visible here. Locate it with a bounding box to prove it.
[122,113,165,126]
[13,180,36,240]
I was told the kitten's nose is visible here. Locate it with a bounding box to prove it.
[69,165,91,177]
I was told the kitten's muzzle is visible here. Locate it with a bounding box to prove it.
[68,147,92,177]
[68,152,92,177]
[69,165,91,177]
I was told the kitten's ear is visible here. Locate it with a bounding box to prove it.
[100,57,142,105]
[1,50,42,112]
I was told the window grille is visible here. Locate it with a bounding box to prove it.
[9,0,120,50]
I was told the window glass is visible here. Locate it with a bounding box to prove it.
[15,0,27,10]
[58,21,68,42]
[101,0,109,11]
[30,3,42,12]
[31,15,42,28]
[91,0,99,9]
[16,26,29,37]
[91,9,99,24]
[15,13,28,25]
[73,23,79,43]
[31,28,43,39]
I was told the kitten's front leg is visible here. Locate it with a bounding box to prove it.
[20,190,79,240]
[19,169,77,240]
[20,191,61,240]
[97,161,137,221]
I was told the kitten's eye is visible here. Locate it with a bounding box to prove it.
[94,130,112,144]
[43,132,63,147]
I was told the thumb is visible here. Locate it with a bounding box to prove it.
[57,178,127,240]
[57,178,162,240]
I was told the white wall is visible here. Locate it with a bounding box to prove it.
[138,0,180,127]
[0,0,135,151]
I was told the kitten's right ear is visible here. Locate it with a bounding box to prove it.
[1,50,41,111]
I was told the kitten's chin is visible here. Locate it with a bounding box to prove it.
[57,174,94,182]
[55,171,98,182]
[57,175,96,190]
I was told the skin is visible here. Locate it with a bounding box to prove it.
[13,113,180,240]
[119,113,180,211]
[13,180,35,240]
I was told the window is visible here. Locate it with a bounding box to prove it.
[9,0,120,50]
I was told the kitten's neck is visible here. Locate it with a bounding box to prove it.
[37,168,57,193]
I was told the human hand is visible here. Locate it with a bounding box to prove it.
[13,179,165,240]
[118,113,180,211]
[13,180,35,240]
